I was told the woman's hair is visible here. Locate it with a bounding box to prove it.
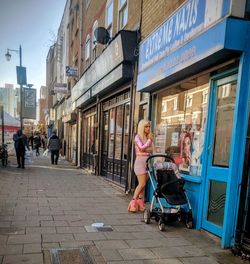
[137,119,150,140]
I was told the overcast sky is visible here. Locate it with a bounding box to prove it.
[0,0,66,96]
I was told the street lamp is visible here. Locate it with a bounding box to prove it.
[5,45,23,131]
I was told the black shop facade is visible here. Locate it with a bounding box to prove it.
[71,30,137,188]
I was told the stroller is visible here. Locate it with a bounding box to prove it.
[143,154,193,231]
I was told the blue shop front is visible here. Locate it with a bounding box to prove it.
[137,0,250,248]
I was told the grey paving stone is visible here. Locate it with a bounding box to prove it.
[104,232,137,240]
[3,253,43,264]
[7,234,41,244]
[180,256,220,264]
[98,249,123,262]
[42,242,60,249]
[42,233,75,243]
[118,248,157,260]
[95,240,129,250]
[0,244,23,255]
[41,220,68,227]
[56,226,86,234]
[151,246,206,258]
[26,227,56,234]
[23,243,42,253]
[60,240,94,248]
[74,232,106,241]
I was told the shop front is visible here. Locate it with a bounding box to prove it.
[137,0,250,248]
[71,30,137,187]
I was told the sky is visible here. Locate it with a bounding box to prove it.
[0,0,67,97]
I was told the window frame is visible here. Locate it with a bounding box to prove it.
[92,20,98,61]
[105,0,113,38]
[85,34,91,66]
[118,0,128,30]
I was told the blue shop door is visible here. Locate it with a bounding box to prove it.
[202,72,238,237]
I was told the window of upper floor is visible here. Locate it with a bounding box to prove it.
[85,34,91,68]
[92,20,98,61]
[118,0,128,30]
[106,0,113,38]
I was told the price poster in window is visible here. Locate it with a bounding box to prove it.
[154,125,167,154]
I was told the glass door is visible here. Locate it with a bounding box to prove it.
[202,73,238,236]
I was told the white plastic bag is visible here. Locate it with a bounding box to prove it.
[43,149,49,157]
[25,149,33,163]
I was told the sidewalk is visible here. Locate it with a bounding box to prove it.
[0,154,245,264]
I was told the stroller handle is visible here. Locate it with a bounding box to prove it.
[146,154,175,170]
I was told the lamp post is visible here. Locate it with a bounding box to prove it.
[5,45,23,131]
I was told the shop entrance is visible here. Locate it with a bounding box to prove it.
[202,72,238,237]
[101,93,130,186]
[82,108,98,173]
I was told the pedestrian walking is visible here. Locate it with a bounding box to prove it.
[33,132,41,156]
[128,119,154,213]
[13,129,29,169]
[48,130,60,165]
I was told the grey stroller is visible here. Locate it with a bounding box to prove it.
[143,154,193,231]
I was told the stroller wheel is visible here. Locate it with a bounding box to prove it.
[143,209,151,224]
[158,219,165,231]
[185,220,193,229]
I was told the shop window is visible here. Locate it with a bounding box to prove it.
[118,0,128,30]
[106,0,113,38]
[155,74,210,176]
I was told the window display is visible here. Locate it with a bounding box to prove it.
[155,74,210,176]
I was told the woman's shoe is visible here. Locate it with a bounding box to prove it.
[128,199,138,213]
[137,198,145,211]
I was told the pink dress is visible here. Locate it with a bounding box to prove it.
[134,134,152,175]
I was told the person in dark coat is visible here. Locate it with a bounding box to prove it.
[33,132,41,156]
[48,130,60,165]
[13,129,29,168]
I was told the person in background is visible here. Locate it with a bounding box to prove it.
[29,132,34,150]
[48,130,60,165]
[33,132,41,156]
[13,129,29,169]
[128,119,154,213]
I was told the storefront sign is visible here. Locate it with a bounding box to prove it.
[138,0,239,74]
[72,31,137,102]
[54,83,68,94]
[22,88,36,119]
[137,18,248,91]
[76,90,91,108]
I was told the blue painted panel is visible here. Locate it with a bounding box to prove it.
[137,20,226,91]
[137,18,249,92]
[138,0,232,74]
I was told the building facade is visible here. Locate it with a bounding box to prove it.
[137,0,250,249]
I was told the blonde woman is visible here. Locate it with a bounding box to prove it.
[128,119,154,212]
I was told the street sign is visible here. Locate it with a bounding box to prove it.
[66,66,78,77]
[22,88,36,119]
[16,66,27,85]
